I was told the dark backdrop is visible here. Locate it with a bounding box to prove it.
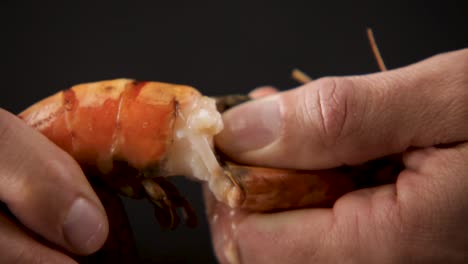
[1,1,467,263]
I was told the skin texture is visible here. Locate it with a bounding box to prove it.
[0,109,108,263]
[208,48,468,263]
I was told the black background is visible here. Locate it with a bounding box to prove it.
[1,1,467,263]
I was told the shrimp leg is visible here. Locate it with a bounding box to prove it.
[142,178,197,229]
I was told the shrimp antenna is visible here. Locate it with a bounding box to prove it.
[367,28,387,71]
[292,68,313,84]
[292,28,387,84]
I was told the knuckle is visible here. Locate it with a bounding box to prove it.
[0,108,18,142]
[307,77,357,147]
[4,149,78,210]
[41,158,69,180]
[0,110,29,203]
[38,155,82,188]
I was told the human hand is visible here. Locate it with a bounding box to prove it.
[207,48,468,263]
[0,110,108,263]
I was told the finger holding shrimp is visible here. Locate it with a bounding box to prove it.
[0,210,78,264]
[0,109,108,261]
[216,48,468,169]
[208,48,468,263]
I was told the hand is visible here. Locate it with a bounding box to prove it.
[208,48,468,263]
[0,110,108,263]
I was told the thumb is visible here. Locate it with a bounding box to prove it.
[0,109,109,255]
[215,49,468,169]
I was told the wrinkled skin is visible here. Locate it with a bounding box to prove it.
[1,48,467,263]
[207,48,468,263]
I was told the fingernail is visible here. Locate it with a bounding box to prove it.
[216,96,281,154]
[63,198,107,254]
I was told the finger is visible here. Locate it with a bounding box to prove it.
[398,143,468,243]
[206,188,359,263]
[75,184,139,263]
[216,49,468,169]
[207,144,468,263]
[0,109,108,255]
[204,180,353,264]
[208,181,405,263]
[248,86,279,99]
[0,211,77,264]
[203,184,248,264]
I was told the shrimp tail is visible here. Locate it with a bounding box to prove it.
[222,156,402,212]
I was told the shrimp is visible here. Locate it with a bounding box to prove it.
[19,79,399,229]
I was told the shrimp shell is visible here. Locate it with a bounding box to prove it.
[19,79,400,229]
